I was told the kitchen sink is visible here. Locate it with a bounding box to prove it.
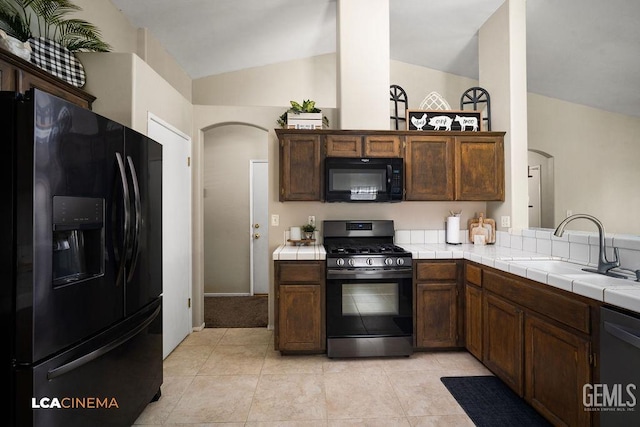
[509,259,638,280]
[508,259,591,275]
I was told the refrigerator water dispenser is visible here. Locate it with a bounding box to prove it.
[52,196,104,287]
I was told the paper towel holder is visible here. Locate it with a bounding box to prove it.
[446,214,462,245]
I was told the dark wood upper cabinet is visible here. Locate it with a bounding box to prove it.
[278,132,322,201]
[0,49,95,109]
[455,135,505,201]
[325,134,402,158]
[276,129,505,202]
[405,134,455,200]
[326,134,363,157]
[363,135,402,157]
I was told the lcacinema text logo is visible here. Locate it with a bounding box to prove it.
[32,396,120,409]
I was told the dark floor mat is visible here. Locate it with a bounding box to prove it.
[440,376,552,427]
[204,295,268,328]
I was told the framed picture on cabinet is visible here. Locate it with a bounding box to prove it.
[406,110,482,131]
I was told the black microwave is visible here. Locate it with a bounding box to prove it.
[324,157,403,202]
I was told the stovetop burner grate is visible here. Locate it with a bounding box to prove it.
[325,243,409,256]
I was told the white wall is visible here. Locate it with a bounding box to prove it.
[77,53,192,137]
[193,54,337,110]
[337,0,390,129]
[390,61,479,112]
[73,0,192,102]
[528,93,640,234]
[479,0,529,231]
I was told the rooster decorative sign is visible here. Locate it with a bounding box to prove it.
[406,110,482,131]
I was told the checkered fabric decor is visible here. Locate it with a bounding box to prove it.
[29,37,86,88]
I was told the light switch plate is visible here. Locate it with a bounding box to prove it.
[271,214,279,226]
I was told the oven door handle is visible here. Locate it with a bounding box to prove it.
[327,269,412,280]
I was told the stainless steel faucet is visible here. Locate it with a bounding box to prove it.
[553,214,625,278]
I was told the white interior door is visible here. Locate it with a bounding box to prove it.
[528,165,542,228]
[250,160,269,294]
[148,114,192,359]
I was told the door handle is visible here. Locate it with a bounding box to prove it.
[254,233,261,239]
[126,155,141,283]
[254,223,260,229]
[115,152,130,288]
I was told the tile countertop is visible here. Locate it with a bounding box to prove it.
[272,243,640,314]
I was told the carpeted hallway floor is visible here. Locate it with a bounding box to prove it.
[204,295,268,328]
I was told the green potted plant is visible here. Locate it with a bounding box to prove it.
[277,99,329,129]
[0,0,111,87]
[0,0,111,52]
[301,223,316,240]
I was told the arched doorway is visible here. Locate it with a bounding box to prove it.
[202,123,269,326]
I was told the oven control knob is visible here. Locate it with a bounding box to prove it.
[366,258,374,266]
[397,258,405,266]
[336,258,345,266]
[348,258,356,267]
[385,258,394,266]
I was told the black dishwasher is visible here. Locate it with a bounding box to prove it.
[600,306,640,426]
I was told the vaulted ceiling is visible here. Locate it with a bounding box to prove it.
[110,0,640,117]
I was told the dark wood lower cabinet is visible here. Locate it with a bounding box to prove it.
[274,261,325,353]
[525,315,591,427]
[416,282,459,347]
[483,293,524,396]
[274,259,597,426]
[278,284,323,351]
[414,260,463,349]
[475,264,596,426]
[465,283,483,360]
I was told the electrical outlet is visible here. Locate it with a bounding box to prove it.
[501,216,511,228]
[271,214,279,226]
[308,216,315,226]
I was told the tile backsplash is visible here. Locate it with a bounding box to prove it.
[395,227,640,271]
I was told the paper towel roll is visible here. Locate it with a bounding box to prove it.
[290,226,301,240]
[446,216,460,244]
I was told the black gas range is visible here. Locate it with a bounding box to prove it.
[323,220,413,271]
[323,220,414,358]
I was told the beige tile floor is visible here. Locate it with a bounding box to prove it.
[134,327,493,426]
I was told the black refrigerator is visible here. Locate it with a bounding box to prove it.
[1,88,163,426]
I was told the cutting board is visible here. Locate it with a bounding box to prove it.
[468,213,495,244]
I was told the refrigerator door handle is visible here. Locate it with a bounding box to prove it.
[115,152,131,287]
[126,155,142,282]
[47,303,161,380]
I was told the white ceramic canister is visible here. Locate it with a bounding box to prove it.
[290,226,301,240]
